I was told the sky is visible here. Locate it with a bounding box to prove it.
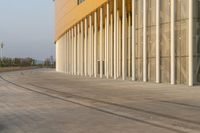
[0,0,55,61]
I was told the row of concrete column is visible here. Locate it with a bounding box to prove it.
[58,0,194,86]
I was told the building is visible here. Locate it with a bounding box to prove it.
[55,0,200,86]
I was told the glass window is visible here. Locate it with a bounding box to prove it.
[77,0,85,5]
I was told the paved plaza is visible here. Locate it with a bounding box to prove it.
[0,69,200,133]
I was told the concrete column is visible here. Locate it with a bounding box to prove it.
[114,0,117,79]
[64,33,66,74]
[73,28,75,74]
[94,12,97,77]
[132,0,136,81]
[119,18,122,77]
[68,32,70,74]
[128,14,131,77]
[106,2,110,79]
[122,0,127,80]
[100,7,103,78]
[74,27,76,75]
[189,0,193,86]
[79,23,82,75]
[67,31,69,74]
[77,24,80,75]
[110,13,113,78]
[65,35,67,73]
[89,15,92,77]
[74,26,77,75]
[116,10,119,78]
[156,0,160,83]
[65,32,67,74]
[65,33,67,74]
[81,21,84,76]
[72,28,74,75]
[91,23,94,76]
[64,35,67,73]
[69,31,71,74]
[171,0,175,85]
[90,14,94,75]
[56,41,59,72]
[105,17,107,78]
[84,18,88,76]
[71,31,72,74]
[66,32,68,74]
[67,31,70,74]
[70,29,73,74]
[143,0,147,82]
[70,29,72,74]
[79,24,81,75]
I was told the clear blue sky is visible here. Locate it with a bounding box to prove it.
[0,0,55,61]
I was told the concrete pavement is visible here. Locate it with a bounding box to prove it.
[0,69,200,133]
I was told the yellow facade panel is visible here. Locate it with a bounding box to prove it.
[55,0,107,41]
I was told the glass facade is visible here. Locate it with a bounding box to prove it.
[175,0,189,84]
[77,0,85,5]
[194,0,200,84]
[160,0,171,83]
[135,0,143,81]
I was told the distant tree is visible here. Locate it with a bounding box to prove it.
[44,58,51,67]
[0,57,36,67]
[2,58,12,67]
[13,58,21,66]
[21,58,34,66]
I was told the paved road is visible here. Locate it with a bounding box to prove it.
[0,69,200,133]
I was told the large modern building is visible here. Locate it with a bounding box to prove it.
[55,0,200,86]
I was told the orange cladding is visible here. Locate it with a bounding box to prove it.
[55,0,107,41]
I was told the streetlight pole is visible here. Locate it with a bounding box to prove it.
[0,42,4,66]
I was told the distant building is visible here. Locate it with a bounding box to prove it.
[55,0,200,86]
